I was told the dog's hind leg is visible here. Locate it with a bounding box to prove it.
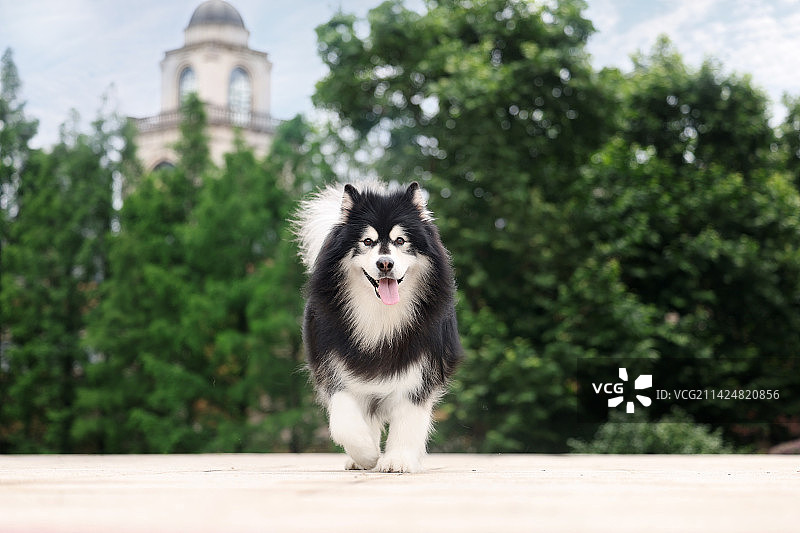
[328,391,380,470]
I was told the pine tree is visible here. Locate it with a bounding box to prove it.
[76,140,203,452]
[1,108,119,451]
[77,115,332,452]
[0,48,39,216]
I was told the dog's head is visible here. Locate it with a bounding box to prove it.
[338,182,434,306]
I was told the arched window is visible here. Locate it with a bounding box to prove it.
[229,67,251,126]
[153,160,176,172]
[178,67,197,103]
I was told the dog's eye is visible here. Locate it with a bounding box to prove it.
[394,237,406,246]
[362,238,374,247]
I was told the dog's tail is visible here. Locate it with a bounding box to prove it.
[292,183,346,273]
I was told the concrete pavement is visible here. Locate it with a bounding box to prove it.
[1,453,798,532]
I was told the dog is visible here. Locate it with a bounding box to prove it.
[293,181,462,473]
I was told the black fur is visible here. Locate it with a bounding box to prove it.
[302,183,463,404]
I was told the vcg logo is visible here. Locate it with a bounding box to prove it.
[592,367,653,414]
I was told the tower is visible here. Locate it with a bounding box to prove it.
[135,0,278,170]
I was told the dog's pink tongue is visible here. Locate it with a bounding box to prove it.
[378,278,400,305]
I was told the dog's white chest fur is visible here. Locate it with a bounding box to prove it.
[329,360,424,404]
[350,363,422,400]
[341,255,431,349]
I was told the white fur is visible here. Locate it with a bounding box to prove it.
[342,254,430,349]
[342,360,424,398]
[293,183,346,273]
[376,398,434,473]
[325,361,433,473]
[328,391,381,470]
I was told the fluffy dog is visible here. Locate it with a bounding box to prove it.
[294,181,462,472]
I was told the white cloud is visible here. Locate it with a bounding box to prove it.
[587,0,721,70]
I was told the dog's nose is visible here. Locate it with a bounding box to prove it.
[376,256,394,273]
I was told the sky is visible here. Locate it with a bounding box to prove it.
[1,0,800,149]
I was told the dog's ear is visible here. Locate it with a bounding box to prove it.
[404,182,433,221]
[341,184,360,221]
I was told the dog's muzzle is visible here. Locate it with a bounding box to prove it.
[362,269,404,305]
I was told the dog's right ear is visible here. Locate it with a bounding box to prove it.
[404,181,433,222]
[341,184,360,221]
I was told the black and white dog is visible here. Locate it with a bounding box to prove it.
[294,181,462,472]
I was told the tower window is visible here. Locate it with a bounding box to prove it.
[178,67,197,103]
[229,67,251,126]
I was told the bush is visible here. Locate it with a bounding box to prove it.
[568,408,736,454]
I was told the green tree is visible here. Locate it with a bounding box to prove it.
[266,114,336,195]
[180,121,334,452]
[566,137,800,442]
[175,93,211,181]
[77,113,331,453]
[0,114,121,452]
[776,94,800,185]
[0,48,39,222]
[75,117,205,452]
[0,50,38,443]
[314,0,616,331]
[573,42,800,444]
[180,136,319,452]
[622,36,775,175]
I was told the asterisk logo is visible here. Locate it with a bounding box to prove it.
[608,368,652,413]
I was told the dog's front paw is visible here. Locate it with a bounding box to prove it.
[375,454,422,473]
[345,458,370,471]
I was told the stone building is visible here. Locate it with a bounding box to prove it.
[135,0,278,170]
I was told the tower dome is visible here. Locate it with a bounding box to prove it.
[183,0,249,47]
[188,0,245,29]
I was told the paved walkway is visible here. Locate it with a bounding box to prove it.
[1,454,798,532]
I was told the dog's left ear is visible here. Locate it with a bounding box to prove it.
[404,182,433,221]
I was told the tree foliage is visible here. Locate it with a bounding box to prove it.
[622,36,775,174]
[1,48,39,210]
[1,56,121,450]
[75,113,330,453]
